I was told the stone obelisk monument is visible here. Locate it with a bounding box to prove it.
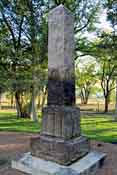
[12,5,106,175]
[30,4,90,165]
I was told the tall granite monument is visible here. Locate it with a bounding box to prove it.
[12,5,106,175]
[30,4,90,165]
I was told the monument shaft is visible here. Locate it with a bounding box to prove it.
[48,5,75,106]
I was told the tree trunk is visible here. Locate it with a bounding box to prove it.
[30,86,38,121]
[80,90,85,104]
[37,94,41,109]
[83,97,88,105]
[104,95,109,113]
[0,92,2,110]
[41,87,47,110]
[85,90,90,105]
[15,91,21,118]
[115,79,117,120]
[80,89,89,105]
[15,91,30,118]
[11,92,14,108]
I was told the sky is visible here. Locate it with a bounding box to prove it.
[98,9,112,31]
[76,9,111,71]
[85,9,112,40]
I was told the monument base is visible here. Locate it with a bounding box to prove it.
[12,151,106,175]
[30,135,90,165]
[41,106,81,139]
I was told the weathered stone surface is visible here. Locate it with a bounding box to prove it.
[30,135,90,165]
[12,151,106,175]
[30,5,90,166]
[42,106,80,139]
[48,4,75,106]
[48,75,75,106]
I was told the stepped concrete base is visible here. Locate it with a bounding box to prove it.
[12,151,106,175]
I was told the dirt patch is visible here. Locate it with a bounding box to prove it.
[0,132,116,175]
[92,141,117,175]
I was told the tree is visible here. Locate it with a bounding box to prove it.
[96,0,117,112]
[0,0,102,119]
[99,58,115,112]
[104,0,117,115]
[0,0,28,117]
[115,77,117,115]
[0,22,11,109]
[0,0,47,120]
[51,0,100,32]
[93,32,116,113]
[77,31,116,112]
[76,63,97,105]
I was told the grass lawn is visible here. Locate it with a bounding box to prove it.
[0,110,117,143]
[0,110,40,133]
[81,114,117,142]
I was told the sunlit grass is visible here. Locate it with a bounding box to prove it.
[81,115,117,142]
[0,110,117,142]
[0,110,40,133]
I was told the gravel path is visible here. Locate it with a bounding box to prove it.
[0,132,116,175]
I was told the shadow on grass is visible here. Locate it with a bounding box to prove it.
[0,115,16,120]
[0,113,40,133]
[0,111,117,142]
[82,127,117,143]
[81,120,114,125]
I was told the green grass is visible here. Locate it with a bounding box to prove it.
[0,111,40,133]
[81,114,117,142]
[0,110,117,142]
